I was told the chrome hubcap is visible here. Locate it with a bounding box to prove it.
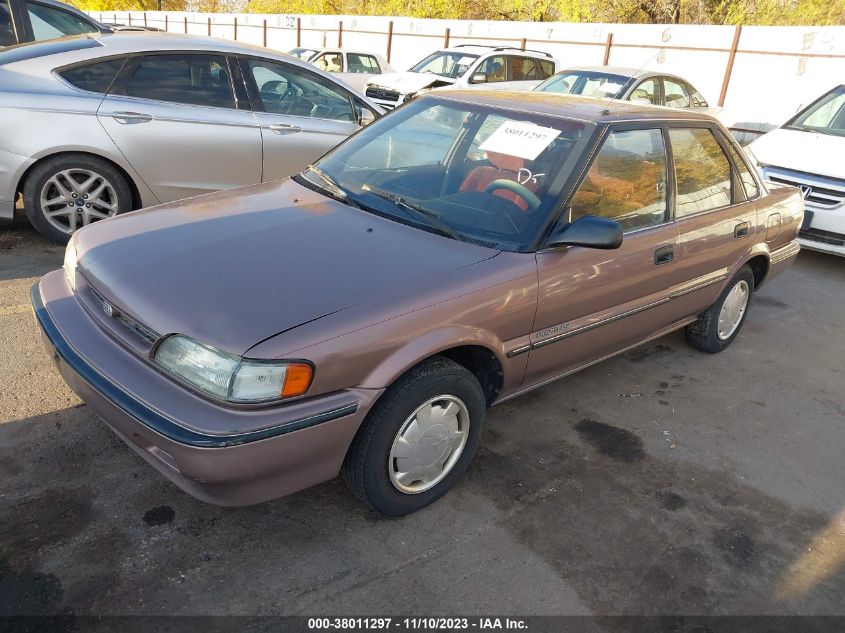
[40,168,119,235]
[717,280,750,340]
[388,395,470,494]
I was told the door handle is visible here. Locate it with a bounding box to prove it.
[111,111,153,124]
[734,222,750,238]
[268,123,303,135]
[654,245,674,265]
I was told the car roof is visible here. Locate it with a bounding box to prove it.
[430,89,718,124]
[556,65,692,82]
[440,45,550,57]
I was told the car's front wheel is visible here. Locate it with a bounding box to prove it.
[685,265,755,353]
[24,154,132,245]
[342,357,486,516]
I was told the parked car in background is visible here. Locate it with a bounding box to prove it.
[287,46,392,92]
[535,66,712,112]
[0,33,381,243]
[101,23,164,33]
[34,92,801,516]
[365,45,556,109]
[746,85,844,256]
[0,0,109,47]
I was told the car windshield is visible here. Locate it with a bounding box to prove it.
[786,86,845,137]
[411,52,479,79]
[306,96,592,252]
[288,48,319,60]
[537,71,630,99]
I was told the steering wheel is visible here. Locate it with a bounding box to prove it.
[484,179,542,212]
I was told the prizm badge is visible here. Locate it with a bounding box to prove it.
[102,301,114,318]
[537,322,570,339]
[800,185,813,199]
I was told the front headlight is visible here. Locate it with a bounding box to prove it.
[63,239,78,292]
[154,335,313,403]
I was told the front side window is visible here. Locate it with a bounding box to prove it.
[536,71,628,99]
[476,56,506,82]
[26,1,97,41]
[1,0,16,46]
[313,52,343,73]
[347,53,380,74]
[670,128,732,216]
[247,58,354,121]
[629,79,658,105]
[310,96,591,251]
[410,51,478,79]
[663,78,691,108]
[59,58,125,93]
[787,86,845,136]
[114,54,234,109]
[570,128,667,232]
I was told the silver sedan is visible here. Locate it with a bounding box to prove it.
[0,33,382,243]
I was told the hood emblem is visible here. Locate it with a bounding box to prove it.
[102,301,114,318]
[799,185,813,199]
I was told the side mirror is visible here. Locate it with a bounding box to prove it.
[470,72,488,84]
[544,216,623,250]
[358,109,376,127]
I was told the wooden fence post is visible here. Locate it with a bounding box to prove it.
[143,12,147,27]
[719,25,743,107]
[183,16,188,34]
[263,19,267,48]
[444,27,450,47]
[207,17,211,36]
[338,21,343,47]
[164,14,168,31]
[233,16,238,40]
[386,21,393,63]
[296,17,301,47]
[603,33,613,65]
[127,13,132,25]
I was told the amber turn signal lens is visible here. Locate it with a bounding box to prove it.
[281,363,313,398]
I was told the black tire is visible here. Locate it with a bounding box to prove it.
[24,154,133,245]
[685,265,755,353]
[342,357,486,516]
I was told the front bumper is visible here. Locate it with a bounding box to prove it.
[797,207,845,257]
[32,271,382,506]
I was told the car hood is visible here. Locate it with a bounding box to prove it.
[368,72,455,93]
[750,127,845,180]
[74,179,497,355]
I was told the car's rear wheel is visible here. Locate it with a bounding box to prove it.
[342,357,485,516]
[24,155,132,245]
[685,265,754,353]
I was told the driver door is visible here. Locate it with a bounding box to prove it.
[240,57,362,183]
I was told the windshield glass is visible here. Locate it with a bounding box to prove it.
[787,86,845,136]
[411,52,479,79]
[308,96,592,252]
[537,71,630,99]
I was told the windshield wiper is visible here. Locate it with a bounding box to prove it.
[361,184,462,241]
[301,165,361,208]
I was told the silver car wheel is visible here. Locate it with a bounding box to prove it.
[717,280,750,340]
[40,168,119,235]
[388,395,470,494]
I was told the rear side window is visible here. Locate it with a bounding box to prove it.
[726,142,759,199]
[537,59,554,79]
[570,128,668,232]
[1,0,16,47]
[26,1,98,41]
[507,56,538,81]
[114,54,235,109]
[347,53,380,74]
[670,128,732,216]
[59,58,124,93]
[663,78,691,108]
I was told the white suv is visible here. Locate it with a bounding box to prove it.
[364,45,557,109]
[747,85,845,256]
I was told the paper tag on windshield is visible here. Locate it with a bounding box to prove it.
[479,121,561,160]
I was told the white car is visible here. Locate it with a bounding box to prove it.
[288,47,392,92]
[748,85,845,256]
[364,45,557,109]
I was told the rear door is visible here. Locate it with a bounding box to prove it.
[97,52,262,202]
[525,125,688,386]
[240,56,363,182]
[670,124,760,315]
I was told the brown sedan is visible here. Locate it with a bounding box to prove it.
[33,91,803,516]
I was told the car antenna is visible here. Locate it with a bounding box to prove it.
[601,47,664,115]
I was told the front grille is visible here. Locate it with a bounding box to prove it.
[763,167,845,210]
[365,86,400,102]
[799,227,845,246]
[88,285,159,345]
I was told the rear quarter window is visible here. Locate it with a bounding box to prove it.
[58,57,125,93]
